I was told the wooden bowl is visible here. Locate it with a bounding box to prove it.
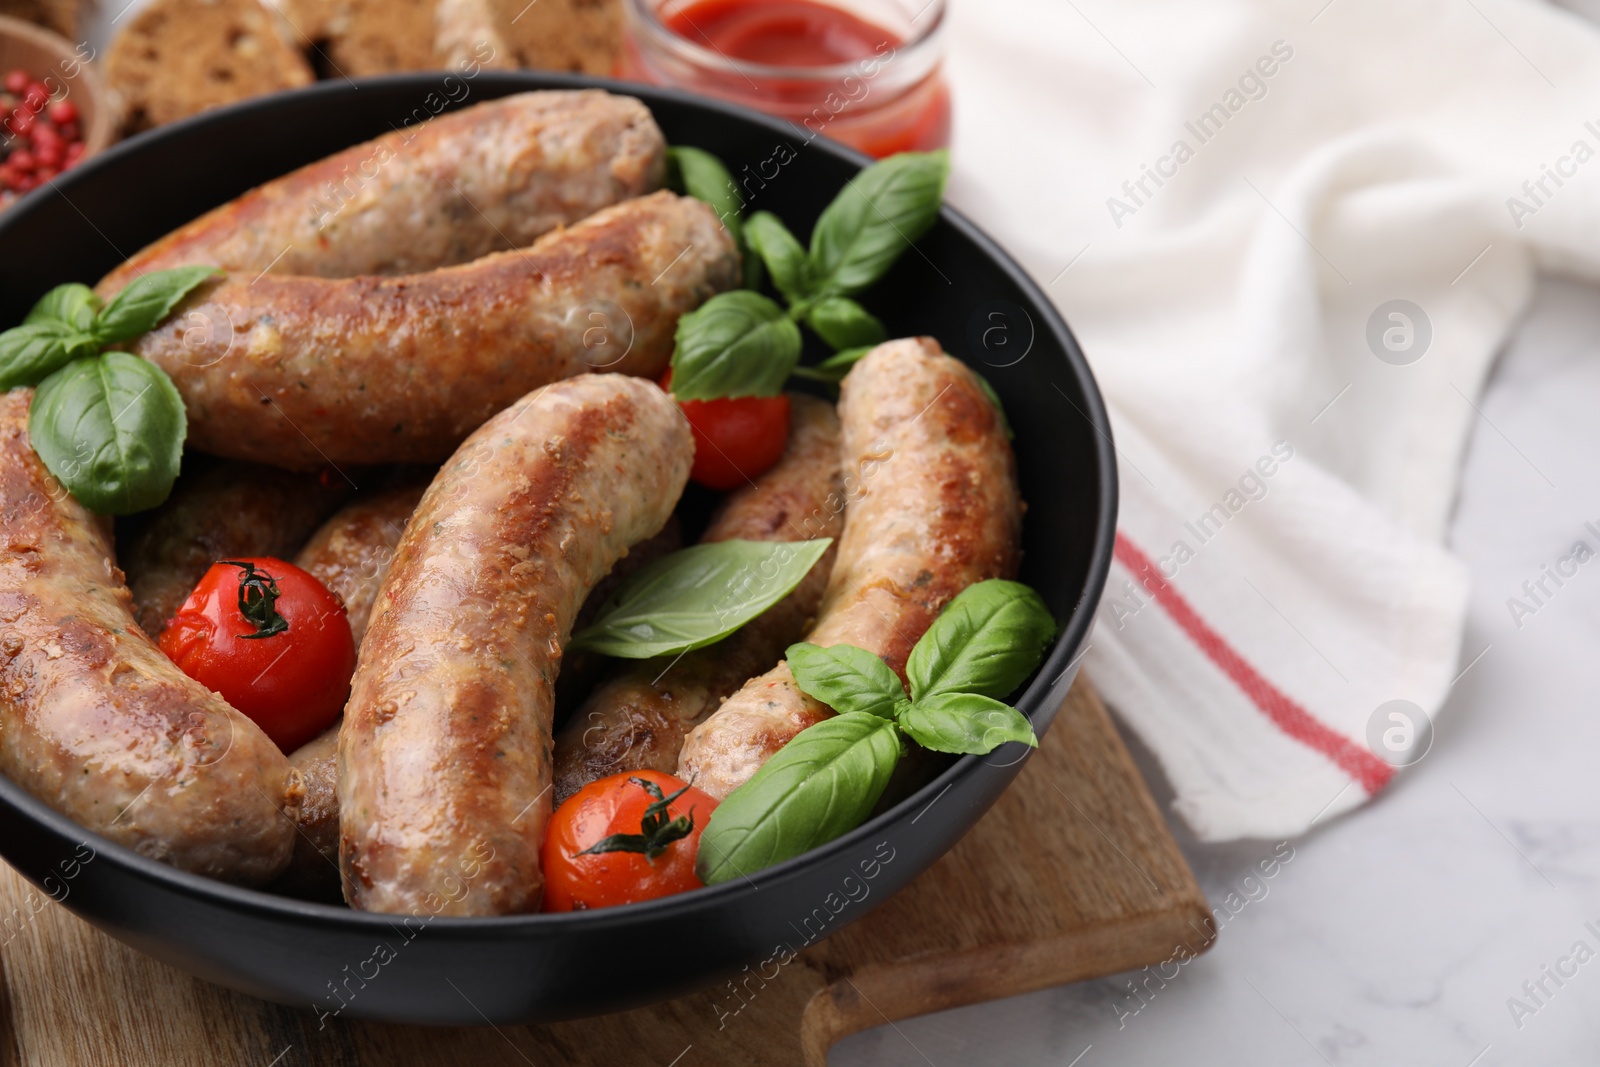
[0,14,114,162]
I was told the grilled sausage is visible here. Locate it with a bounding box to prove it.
[294,484,429,648]
[267,485,427,898]
[276,486,673,899]
[339,375,692,916]
[118,458,350,636]
[0,391,296,884]
[276,726,343,900]
[552,394,843,803]
[677,339,1023,798]
[99,90,665,285]
[112,192,738,469]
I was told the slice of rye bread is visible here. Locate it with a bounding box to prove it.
[486,0,619,75]
[434,0,511,71]
[106,0,313,133]
[279,0,513,76]
[0,0,83,39]
[278,0,434,77]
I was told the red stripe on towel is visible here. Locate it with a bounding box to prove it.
[1114,531,1394,795]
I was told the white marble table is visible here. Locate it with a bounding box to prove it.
[836,276,1600,1065]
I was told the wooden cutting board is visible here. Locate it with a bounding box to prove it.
[0,676,1212,1066]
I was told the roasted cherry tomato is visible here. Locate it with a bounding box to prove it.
[542,770,718,911]
[660,369,790,490]
[158,557,356,753]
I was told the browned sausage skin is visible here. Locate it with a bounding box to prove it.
[294,484,429,648]
[116,191,739,469]
[0,391,297,884]
[551,394,844,803]
[98,90,665,285]
[553,516,683,718]
[270,485,428,898]
[280,489,678,900]
[677,339,1024,798]
[276,727,343,900]
[118,458,351,637]
[339,375,692,916]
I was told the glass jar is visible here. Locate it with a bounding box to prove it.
[619,0,950,159]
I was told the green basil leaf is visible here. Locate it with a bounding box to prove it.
[742,243,764,292]
[668,290,803,402]
[897,692,1037,755]
[93,266,221,345]
[25,283,102,331]
[807,150,949,297]
[29,352,187,515]
[906,579,1056,703]
[744,211,809,305]
[0,321,100,389]
[787,345,873,385]
[570,537,833,658]
[804,296,887,351]
[668,146,760,288]
[696,711,902,884]
[973,370,1015,441]
[787,642,907,719]
[668,146,743,222]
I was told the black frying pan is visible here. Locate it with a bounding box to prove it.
[0,72,1116,1024]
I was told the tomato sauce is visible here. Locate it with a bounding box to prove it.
[663,0,893,67]
[622,0,950,158]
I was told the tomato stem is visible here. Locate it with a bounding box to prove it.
[575,776,696,863]
[218,560,289,639]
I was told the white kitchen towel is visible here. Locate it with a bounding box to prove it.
[942,0,1600,839]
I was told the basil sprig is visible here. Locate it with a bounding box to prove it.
[904,580,1057,703]
[803,150,949,299]
[92,265,219,345]
[899,692,1037,754]
[0,267,218,514]
[696,578,1055,884]
[695,713,902,886]
[744,211,807,305]
[786,642,910,721]
[0,321,99,388]
[804,296,886,351]
[667,292,804,403]
[665,149,948,402]
[25,282,99,330]
[570,537,833,659]
[29,352,186,515]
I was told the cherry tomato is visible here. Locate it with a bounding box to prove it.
[2,71,26,96]
[158,557,356,753]
[542,770,718,911]
[658,370,790,490]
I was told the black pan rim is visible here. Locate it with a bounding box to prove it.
[0,70,1118,934]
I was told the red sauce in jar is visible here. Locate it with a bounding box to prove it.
[663,0,893,67]
[622,0,950,158]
